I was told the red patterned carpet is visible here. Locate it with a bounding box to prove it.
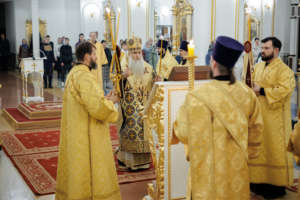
[20,102,62,112]
[1,125,155,195]
[2,108,61,129]
[4,108,60,122]
[17,102,62,119]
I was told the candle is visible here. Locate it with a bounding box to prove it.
[248,14,251,41]
[115,8,121,50]
[106,8,115,48]
[188,40,195,57]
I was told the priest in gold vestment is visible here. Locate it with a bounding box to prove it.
[173,36,264,200]
[176,41,192,66]
[56,42,121,200]
[288,112,300,196]
[249,37,295,199]
[117,36,154,170]
[89,32,108,91]
[156,40,178,80]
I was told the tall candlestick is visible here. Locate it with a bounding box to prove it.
[248,14,251,41]
[187,56,197,90]
[158,39,163,76]
[115,8,121,48]
[106,8,115,48]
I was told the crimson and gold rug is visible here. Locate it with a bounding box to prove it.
[2,108,61,130]
[17,102,62,119]
[1,125,155,195]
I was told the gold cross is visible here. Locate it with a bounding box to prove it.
[32,62,37,71]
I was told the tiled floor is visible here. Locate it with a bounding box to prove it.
[0,70,299,200]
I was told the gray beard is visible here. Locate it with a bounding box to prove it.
[128,57,145,78]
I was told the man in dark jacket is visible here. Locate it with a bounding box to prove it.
[41,35,55,88]
[101,40,113,95]
[0,33,10,70]
[60,37,73,87]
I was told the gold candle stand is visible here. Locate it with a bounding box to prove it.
[187,56,197,90]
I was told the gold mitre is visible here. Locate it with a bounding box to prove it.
[127,36,142,51]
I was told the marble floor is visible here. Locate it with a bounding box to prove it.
[0,70,299,200]
[0,71,151,200]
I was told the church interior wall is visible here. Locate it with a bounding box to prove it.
[14,0,30,55]
[4,1,16,53]
[1,0,295,61]
[190,0,212,65]
[274,0,291,55]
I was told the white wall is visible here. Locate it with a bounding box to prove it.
[274,0,291,54]
[4,1,16,53]
[191,0,212,65]
[14,0,30,54]
[112,0,129,42]
[215,0,236,39]
[5,0,293,59]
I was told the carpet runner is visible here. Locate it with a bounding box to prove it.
[17,102,62,119]
[2,108,61,130]
[1,125,155,195]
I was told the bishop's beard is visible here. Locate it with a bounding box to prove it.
[128,57,145,78]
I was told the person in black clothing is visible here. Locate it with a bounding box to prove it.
[101,40,113,95]
[41,36,55,88]
[0,33,10,70]
[60,38,73,87]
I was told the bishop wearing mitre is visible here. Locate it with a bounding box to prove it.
[117,36,155,170]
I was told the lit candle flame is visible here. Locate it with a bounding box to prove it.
[106,7,110,14]
[118,8,121,13]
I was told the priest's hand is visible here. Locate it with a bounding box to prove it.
[106,90,120,104]
[253,82,261,96]
[155,76,162,82]
[122,68,132,78]
[171,129,180,145]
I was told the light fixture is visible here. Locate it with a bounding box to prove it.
[161,6,170,17]
[244,4,252,14]
[135,0,143,7]
[83,3,100,20]
[264,0,272,9]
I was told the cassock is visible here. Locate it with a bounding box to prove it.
[249,57,295,187]
[56,64,121,200]
[117,60,154,169]
[90,41,108,90]
[174,80,263,200]
[156,49,178,80]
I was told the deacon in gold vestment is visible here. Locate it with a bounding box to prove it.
[117,36,154,170]
[89,32,108,90]
[288,112,300,196]
[288,111,300,196]
[250,37,295,199]
[156,40,178,80]
[56,42,121,200]
[173,36,263,200]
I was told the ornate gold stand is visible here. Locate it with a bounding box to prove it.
[187,56,197,90]
[296,72,300,110]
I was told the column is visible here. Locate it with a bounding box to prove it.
[171,6,177,53]
[186,6,193,41]
[31,0,39,58]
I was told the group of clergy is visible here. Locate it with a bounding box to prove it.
[54,32,300,200]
